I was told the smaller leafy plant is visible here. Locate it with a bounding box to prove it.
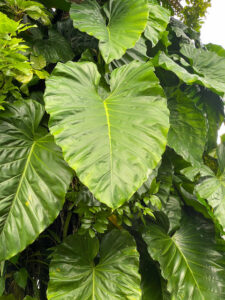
[0,11,48,109]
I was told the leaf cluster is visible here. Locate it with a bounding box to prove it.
[0,1,225,299]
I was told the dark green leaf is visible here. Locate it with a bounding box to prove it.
[143,214,225,299]
[0,100,72,261]
[166,87,207,167]
[14,268,28,290]
[33,29,74,64]
[47,230,141,299]
[0,277,4,296]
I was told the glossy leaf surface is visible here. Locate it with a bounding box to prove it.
[70,0,149,63]
[0,100,72,261]
[44,61,169,208]
[143,214,225,299]
[47,230,141,299]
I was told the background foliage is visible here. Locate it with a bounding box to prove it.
[0,0,224,299]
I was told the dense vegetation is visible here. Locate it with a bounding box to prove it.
[0,0,225,299]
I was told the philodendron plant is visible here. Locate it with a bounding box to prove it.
[0,0,225,299]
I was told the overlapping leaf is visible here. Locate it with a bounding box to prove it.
[153,50,225,95]
[0,100,72,261]
[33,29,74,64]
[47,230,141,299]
[166,87,207,167]
[70,0,149,63]
[145,2,170,47]
[143,214,225,299]
[195,159,225,231]
[44,61,169,208]
[181,44,225,96]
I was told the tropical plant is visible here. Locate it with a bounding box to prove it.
[0,0,225,299]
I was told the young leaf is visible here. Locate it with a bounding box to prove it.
[143,214,225,299]
[44,61,169,208]
[47,230,141,299]
[70,0,149,63]
[0,100,72,261]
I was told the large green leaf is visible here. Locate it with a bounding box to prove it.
[47,229,141,299]
[143,214,225,299]
[154,51,225,96]
[196,164,225,231]
[44,61,169,208]
[180,44,225,96]
[144,2,170,47]
[0,100,72,261]
[166,87,207,167]
[70,0,149,63]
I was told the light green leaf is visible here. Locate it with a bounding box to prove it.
[196,168,225,230]
[44,61,169,208]
[70,0,149,63]
[154,50,225,96]
[47,229,141,299]
[30,55,46,70]
[145,3,170,47]
[166,87,207,167]
[0,12,19,35]
[143,214,225,300]
[206,43,225,58]
[0,100,72,261]
[181,44,225,96]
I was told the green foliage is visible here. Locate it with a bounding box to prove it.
[0,0,225,299]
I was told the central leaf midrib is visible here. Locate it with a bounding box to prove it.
[103,101,113,200]
[0,141,36,236]
[171,235,204,299]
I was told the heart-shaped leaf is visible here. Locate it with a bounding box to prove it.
[47,229,141,299]
[70,0,149,63]
[44,61,169,208]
